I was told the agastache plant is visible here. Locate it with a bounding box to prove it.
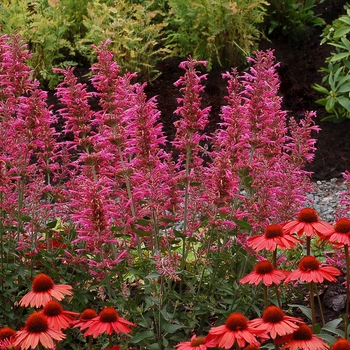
[0,34,61,256]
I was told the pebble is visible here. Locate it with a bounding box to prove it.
[306,178,348,223]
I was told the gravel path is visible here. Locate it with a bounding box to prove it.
[307,178,348,223]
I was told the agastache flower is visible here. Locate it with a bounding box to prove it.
[172,57,210,169]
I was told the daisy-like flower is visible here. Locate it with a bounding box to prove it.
[240,260,289,286]
[13,312,65,350]
[40,300,79,330]
[209,312,264,348]
[331,338,350,349]
[0,328,16,342]
[19,273,73,308]
[249,306,302,339]
[175,334,217,350]
[82,307,136,338]
[72,308,98,330]
[325,218,350,247]
[248,224,299,252]
[279,324,329,350]
[0,327,18,350]
[283,255,341,284]
[282,208,334,237]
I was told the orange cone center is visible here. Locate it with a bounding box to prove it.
[225,313,248,331]
[99,308,118,323]
[335,219,350,234]
[264,224,283,238]
[32,274,54,293]
[262,306,285,323]
[292,324,313,340]
[43,300,63,316]
[255,261,274,274]
[297,208,318,223]
[299,256,320,271]
[26,313,49,333]
[190,337,206,347]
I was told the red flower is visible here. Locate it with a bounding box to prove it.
[0,327,18,350]
[284,256,341,284]
[279,324,329,350]
[19,273,73,308]
[209,312,264,349]
[40,300,79,330]
[82,307,136,338]
[175,334,217,350]
[244,346,261,350]
[324,218,350,247]
[248,224,299,252]
[240,261,289,286]
[72,308,98,330]
[14,312,65,350]
[282,208,333,237]
[331,338,350,349]
[103,347,120,350]
[249,306,302,339]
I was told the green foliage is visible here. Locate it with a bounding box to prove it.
[77,0,168,82]
[165,0,268,70]
[313,3,350,122]
[264,0,325,39]
[0,0,83,88]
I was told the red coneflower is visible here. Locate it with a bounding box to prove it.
[0,328,16,342]
[279,324,329,350]
[13,312,65,350]
[72,308,99,330]
[282,208,333,238]
[331,338,350,349]
[19,273,73,308]
[175,334,217,350]
[248,224,299,252]
[0,327,18,350]
[249,306,302,339]
[283,255,341,284]
[208,312,264,349]
[240,260,289,286]
[325,218,350,247]
[82,307,136,338]
[40,300,79,330]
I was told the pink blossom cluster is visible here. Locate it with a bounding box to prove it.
[0,34,320,280]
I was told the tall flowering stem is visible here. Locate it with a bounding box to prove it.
[172,57,210,271]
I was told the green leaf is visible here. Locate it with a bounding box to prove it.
[288,304,312,321]
[339,16,350,26]
[337,82,350,93]
[330,52,350,62]
[312,84,329,94]
[145,271,161,279]
[326,97,336,111]
[130,330,155,343]
[166,324,184,333]
[334,26,350,38]
[337,96,350,111]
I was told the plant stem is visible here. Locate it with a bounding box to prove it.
[264,284,268,308]
[345,244,350,339]
[88,335,93,350]
[309,281,316,332]
[306,236,311,256]
[314,284,325,326]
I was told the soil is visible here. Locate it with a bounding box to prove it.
[143,1,350,182]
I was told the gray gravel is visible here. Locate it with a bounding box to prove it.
[306,178,348,223]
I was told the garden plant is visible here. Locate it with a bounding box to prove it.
[2,27,350,350]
